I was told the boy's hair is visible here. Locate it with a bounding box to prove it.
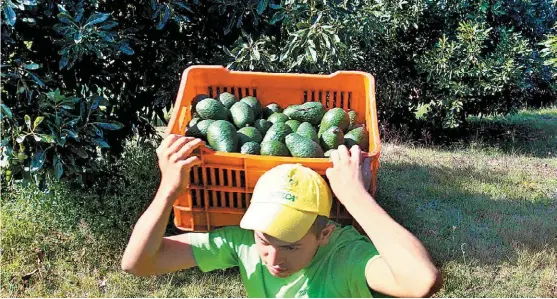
[309,215,330,236]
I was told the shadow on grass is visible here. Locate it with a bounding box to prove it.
[415,108,557,158]
[376,158,557,267]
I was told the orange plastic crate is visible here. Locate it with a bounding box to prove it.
[166,65,381,232]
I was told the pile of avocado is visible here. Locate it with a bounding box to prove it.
[186,93,369,158]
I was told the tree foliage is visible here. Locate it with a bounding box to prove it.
[1,0,556,186]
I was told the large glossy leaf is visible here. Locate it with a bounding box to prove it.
[57,12,74,24]
[59,57,69,70]
[33,116,44,129]
[92,138,110,148]
[25,115,32,130]
[85,12,110,27]
[90,95,102,110]
[100,21,118,30]
[120,43,134,55]
[37,134,55,143]
[1,104,12,119]
[53,154,63,179]
[74,31,83,43]
[176,2,194,13]
[269,11,285,25]
[28,72,45,87]
[257,0,269,15]
[30,151,46,172]
[94,122,124,130]
[24,63,40,70]
[3,6,16,27]
[156,5,170,30]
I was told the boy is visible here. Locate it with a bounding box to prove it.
[121,135,442,297]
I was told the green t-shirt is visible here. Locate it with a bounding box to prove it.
[189,223,382,298]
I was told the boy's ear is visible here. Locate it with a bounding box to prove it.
[317,223,336,246]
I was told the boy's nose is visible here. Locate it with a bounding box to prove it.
[266,247,284,266]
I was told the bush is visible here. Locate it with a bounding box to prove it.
[2,0,556,186]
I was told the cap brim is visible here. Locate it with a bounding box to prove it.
[240,202,317,243]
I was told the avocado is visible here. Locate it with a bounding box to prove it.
[218,92,238,109]
[318,108,350,137]
[206,120,238,152]
[196,98,229,120]
[348,110,357,131]
[240,141,261,155]
[285,119,301,132]
[263,103,283,118]
[186,119,215,138]
[238,127,263,146]
[344,127,369,151]
[267,112,289,124]
[254,119,273,135]
[296,122,319,143]
[230,101,255,128]
[320,126,344,151]
[285,133,324,158]
[191,94,209,114]
[260,140,290,157]
[283,102,326,125]
[262,122,293,143]
[240,96,263,118]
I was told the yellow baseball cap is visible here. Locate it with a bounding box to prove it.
[240,164,332,243]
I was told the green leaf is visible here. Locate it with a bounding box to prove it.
[33,116,44,129]
[269,11,284,25]
[90,95,102,110]
[100,21,118,30]
[74,31,83,43]
[176,2,194,13]
[308,47,317,62]
[30,151,45,172]
[24,63,40,70]
[28,72,45,87]
[25,115,31,130]
[38,134,55,143]
[16,134,26,143]
[85,12,110,27]
[94,122,124,130]
[59,57,69,70]
[57,12,74,25]
[257,0,269,15]
[1,104,12,119]
[92,138,110,148]
[3,6,16,27]
[53,154,63,179]
[120,43,134,55]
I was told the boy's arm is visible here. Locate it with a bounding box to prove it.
[326,145,442,298]
[121,135,204,276]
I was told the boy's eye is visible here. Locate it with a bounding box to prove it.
[284,246,297,251]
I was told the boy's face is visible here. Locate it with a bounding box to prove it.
[254,224,335,278]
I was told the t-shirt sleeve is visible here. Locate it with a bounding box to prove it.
[341,238,382,298]
[188,226,246,272]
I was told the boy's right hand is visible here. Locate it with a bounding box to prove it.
[155,134,204,199]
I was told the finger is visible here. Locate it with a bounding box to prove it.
[174,139,205,161]
[179,156,202,171]
[336,145,350,164]
[325,167,334,180]
[330,149,340,166]
[167,137,196,157]
[350,145,361,165]
[159,134,181,151]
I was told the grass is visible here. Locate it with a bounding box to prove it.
[1,107,556,297]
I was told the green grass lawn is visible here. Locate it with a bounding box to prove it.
[1,108,556,297]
